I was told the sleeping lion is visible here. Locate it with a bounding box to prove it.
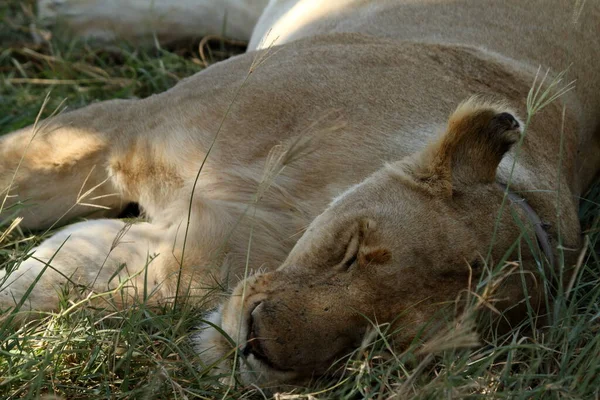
[1,0,599,386]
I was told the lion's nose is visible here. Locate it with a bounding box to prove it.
[494,112,519,130]
[244,302,270,362]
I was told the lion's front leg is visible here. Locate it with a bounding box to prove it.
[0,100,135,230]
[0,219,173,312]
[0,196,238,313]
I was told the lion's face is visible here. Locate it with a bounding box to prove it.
[197,99,542,385]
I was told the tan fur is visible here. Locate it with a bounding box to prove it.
[1,0,599,387]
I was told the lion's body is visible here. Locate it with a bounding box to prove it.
[1,0,599,385]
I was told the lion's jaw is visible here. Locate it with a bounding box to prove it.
[195,100,543,385]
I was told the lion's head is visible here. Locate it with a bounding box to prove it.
[195,99,547,385]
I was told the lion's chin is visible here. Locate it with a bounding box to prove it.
[237,354,300,388]
[192,309,232,376]
[192,308,298,387]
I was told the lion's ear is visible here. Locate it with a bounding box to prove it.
[399,98,522,196]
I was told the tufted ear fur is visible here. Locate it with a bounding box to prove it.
[397,98,522,196]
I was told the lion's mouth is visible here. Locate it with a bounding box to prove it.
[241,302,293,373]
[242,307,269,361]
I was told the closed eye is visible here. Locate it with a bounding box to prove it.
[343,254,358,269]
[337,232,360,271]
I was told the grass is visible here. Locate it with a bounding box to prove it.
[1,1,599,399]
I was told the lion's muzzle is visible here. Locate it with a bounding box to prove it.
[220,270,370,381]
